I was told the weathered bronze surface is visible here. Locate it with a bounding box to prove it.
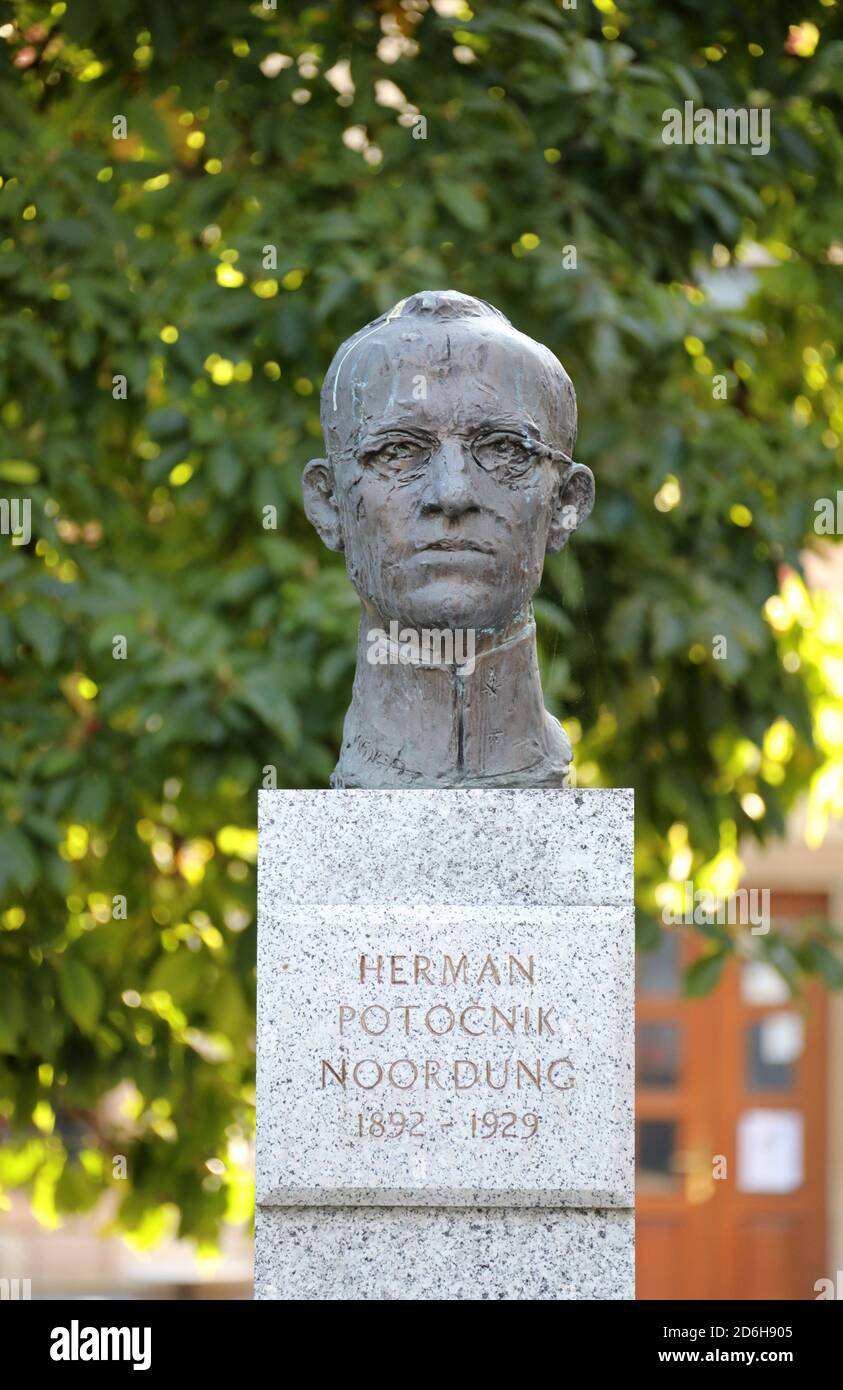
[303,290,594,788]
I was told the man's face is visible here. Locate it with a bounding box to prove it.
[305,319,589,632]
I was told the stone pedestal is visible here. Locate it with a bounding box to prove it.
[255,789,634,1300]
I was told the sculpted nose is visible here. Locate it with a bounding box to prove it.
[422,441,479,518]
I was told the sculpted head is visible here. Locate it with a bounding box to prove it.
[303,290,594,633]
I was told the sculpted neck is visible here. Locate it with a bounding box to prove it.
[331,607,572,789]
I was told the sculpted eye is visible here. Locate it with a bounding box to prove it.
[361,437,431,476]
[472,432,534,477]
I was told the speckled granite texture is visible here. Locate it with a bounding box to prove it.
[259,788,632,908]
[255,1206,634,1301]
[256,789,634,1299]
[257,905,632,1207]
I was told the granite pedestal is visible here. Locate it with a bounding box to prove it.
[255,789,634,1300]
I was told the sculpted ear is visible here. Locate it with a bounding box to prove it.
[546,462,595,554]
[302,458,344,552]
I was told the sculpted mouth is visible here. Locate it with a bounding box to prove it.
[417,538,495,554]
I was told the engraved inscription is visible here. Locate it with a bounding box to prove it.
[358,953,535,986]
[354,1110,541,1139]
[318,948,576,1131]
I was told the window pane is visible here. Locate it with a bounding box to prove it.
[637,1118,681,1194]
[637,931,680,998]
[746,1015,802,1091]
[637,1022,681,1087]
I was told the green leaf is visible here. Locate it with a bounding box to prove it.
[808,944,843,990]
[0,972,26,1052]
[684,951,727,999]
[236,667,301,746]
[208,444,244,498]
[57,959,104,1034]
[435,180,489,232]
[15,326,66,391]
[15,607,62,666]
[0,826,39,895]
[146,408,189,440]
[0,459,39,483]
[479,12,566,56]
[55,1159,101,1214]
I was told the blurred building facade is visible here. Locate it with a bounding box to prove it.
[637,546,843,1300]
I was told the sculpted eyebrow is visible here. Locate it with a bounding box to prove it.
[360,426,437,446]
[472,417,533,430]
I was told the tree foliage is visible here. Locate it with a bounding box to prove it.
[1,0,843,1244]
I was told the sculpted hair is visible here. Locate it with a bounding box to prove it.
[320,289,577,458]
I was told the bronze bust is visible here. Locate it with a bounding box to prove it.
[303,290,594,789]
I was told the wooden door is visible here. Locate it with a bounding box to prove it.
[636,892,828,1300]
